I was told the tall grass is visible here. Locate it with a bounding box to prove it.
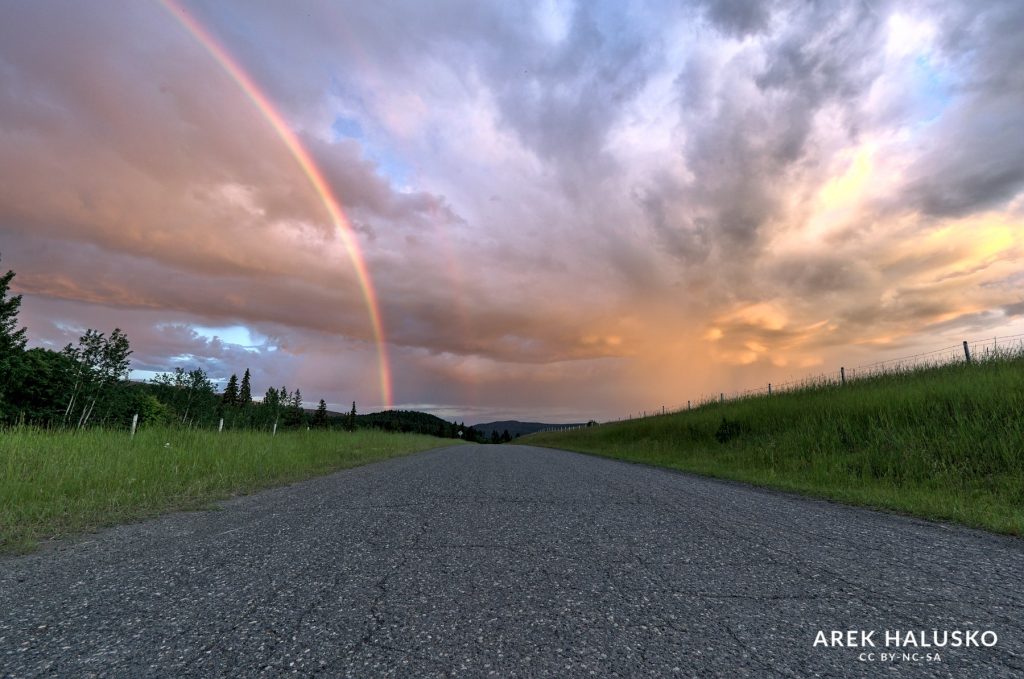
[1,427,447,553]
[526,352,1024,535]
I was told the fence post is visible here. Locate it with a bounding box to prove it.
[720,393,724,404]
[963,340,971,364]
[768,383,772,396]
[840,366,846,385]
[218,418,224,433]
[687,400,691,410]
[662,405,665,415]
[130,413,138,440]
[273,421,278,437]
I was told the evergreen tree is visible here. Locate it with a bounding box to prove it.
[314,399,328,428]
[346,401,357,432]
[222,373,239,407]
[238,368,252,406]
[282,387,305,428]
[0,257,27,420]
[501,429,511,443]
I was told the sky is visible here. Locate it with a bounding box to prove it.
[2,0,1023,424]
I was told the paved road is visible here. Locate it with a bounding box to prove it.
[2,445,1022,677]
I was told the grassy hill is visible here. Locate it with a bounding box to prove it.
[524,351,1024,536]
[331,409,488,442]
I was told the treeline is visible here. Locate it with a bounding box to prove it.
[0,257,493,441]
[0,259,305,430]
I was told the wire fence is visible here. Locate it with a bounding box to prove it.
[608,331,1024,424]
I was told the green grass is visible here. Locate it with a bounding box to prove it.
[1,427,450,554]
[525,354,1024,536]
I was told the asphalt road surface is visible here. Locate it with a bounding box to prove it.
[2,444,1022,678]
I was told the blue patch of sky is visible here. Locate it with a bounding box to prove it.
[129,369,161,383]
[331,113,413,187]
[909,54,951,125]
[192,324,257,348]
[331,115,364,140]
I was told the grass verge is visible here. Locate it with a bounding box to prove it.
[525,355,1024,536]
[1,427,450,554]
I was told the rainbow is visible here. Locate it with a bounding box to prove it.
[159,0,392,406]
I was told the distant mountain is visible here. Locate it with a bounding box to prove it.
[472,420,588,437]
[321,409,488,443]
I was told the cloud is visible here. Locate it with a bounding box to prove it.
[892,1,1024,217]
[2,0,1023,420]
[701,0,774,38]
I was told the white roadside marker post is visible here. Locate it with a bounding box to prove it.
[130,413,138,440]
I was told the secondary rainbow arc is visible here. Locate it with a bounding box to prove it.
[160,0,393,406]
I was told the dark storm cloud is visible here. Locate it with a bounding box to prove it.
[701,0,774,38]
[768,253,871,295]
[483,3,660,185]
[647,0,891,264]
[900,0,1024,217]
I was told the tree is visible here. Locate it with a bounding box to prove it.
[346,401,357,432]
[61,330,103,427]
[238,368,252,406]
[282,387,305,428]
[313,399,328,428]
[260,386,281,429]
[490,430,500,444]
[149,366,215,426]
[0,257,27,421]
[222,373,239,407]
[137,393,174,426]
[7,348,75,425]
[501,429,511,443]
[63,328,133,428]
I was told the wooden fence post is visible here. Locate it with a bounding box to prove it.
[840,366,846,385]
[963,340,971,364]
[768,383,772,396]
[720,393,724,404]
